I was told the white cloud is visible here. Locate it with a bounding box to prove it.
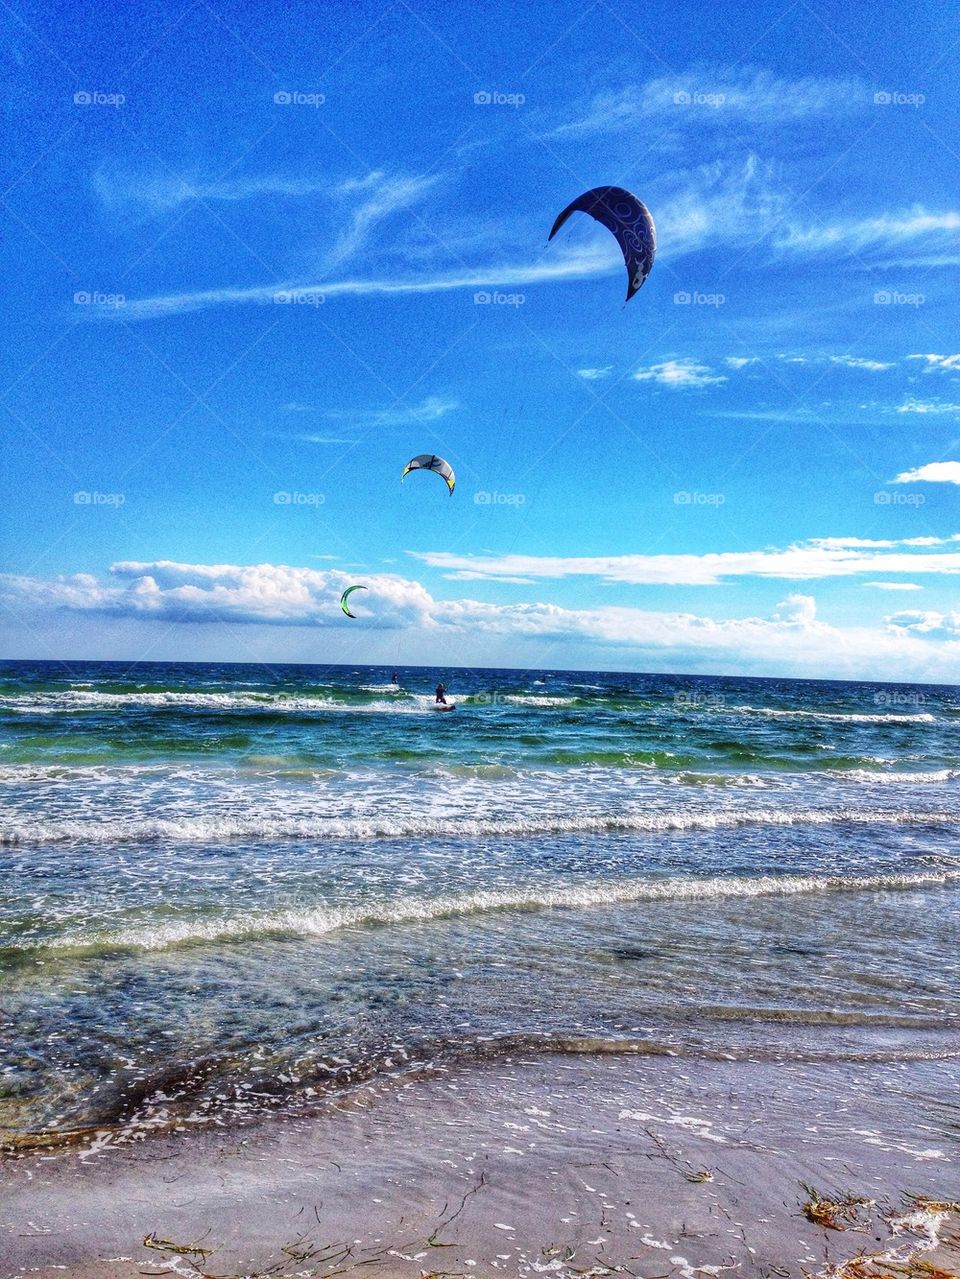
[827,355,894,371]
[0,562,435,629]
[548,68,868,138]
[633,358,726,389]
[577,367,613,380]
[777,210,960,256]
[410,534,960,586]
[887,610,960,640]
[772,593,817,624]
[907,354,960,373]
[325,172,440,270]
[104,244,615,322]
[651,155,958,267]
[279,435,357,446]
[93,171,335,212]
[323,395,459,427]
[896,399,960,415]
[864,582,923,591]
[892,462,960,486]
[4,564,959,681]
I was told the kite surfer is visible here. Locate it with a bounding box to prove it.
[435,681,447,705]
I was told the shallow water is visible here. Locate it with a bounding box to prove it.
[1,660,958,1145]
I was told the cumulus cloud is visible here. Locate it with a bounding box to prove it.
[772,593,817,624]
[633,358,727,389]
[1,562,436,630]
[886,610,960,640]
[892,462,960,486]
[4,563,959,680]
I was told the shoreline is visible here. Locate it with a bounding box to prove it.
[2,1050,957,1279]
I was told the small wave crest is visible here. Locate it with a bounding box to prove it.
[724,703,938,725]
[26,867,960,955]
[3,804,958,847]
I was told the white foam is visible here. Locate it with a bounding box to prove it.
[5,804,957,846]
[725,704,937,725]
[39,867,960,954]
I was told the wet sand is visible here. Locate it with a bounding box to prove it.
[2,1051,958,1279]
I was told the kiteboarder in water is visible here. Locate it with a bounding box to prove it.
[435,681,447,705]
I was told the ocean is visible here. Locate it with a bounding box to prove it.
[1,659,958,1150]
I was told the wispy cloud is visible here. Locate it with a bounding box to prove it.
[323,395,459,427]
[828,355,894,371]
[892,462,960,486]
[410,534,960,586]
[94,171,334,212]
[577,367,613,381]
[105,245,614,322]
[547,68,868,139]
[776,210,960,256]
[633,359,727,389]
[648,154,959,269]
[896,399,960,415]
[324,171,440,270]
[276,434,358,446]
[724,353,893,371]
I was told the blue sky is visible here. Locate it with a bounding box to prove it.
[1,0,959,678]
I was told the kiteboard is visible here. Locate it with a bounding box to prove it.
[434,702,456,712]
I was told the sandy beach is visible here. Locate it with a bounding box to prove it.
[3,1050,958,1279]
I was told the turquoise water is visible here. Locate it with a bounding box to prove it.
[1,660,958,1146]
